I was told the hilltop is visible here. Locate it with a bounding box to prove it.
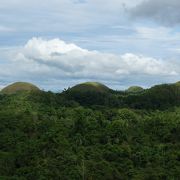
[69,82,111,93]
[1,82,40,94]
[126,86,144,93]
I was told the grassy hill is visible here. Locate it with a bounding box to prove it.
[69,82,111,93]
[175,81,180,86]
[126,86,144,93]
[62,81,180,109]
[1,82,40,94]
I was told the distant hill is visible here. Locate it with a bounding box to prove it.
[175,81,180,86]
[1,82,40,94]
[64,82,113,106]
[126,86,144,93]
[124,83,180,109]
[69,82,111,93]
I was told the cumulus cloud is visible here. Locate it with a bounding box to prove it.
[129,0,180,26]
[0,37,179,90]
[15,37,178,79]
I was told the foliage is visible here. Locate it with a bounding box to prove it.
[0,82,180,179]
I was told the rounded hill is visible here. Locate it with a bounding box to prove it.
[69,82,111,93]
[1,82,40,94]
[126,86,144,93]
[175,81,180,86]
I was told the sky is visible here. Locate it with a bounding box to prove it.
[0,0,180,91]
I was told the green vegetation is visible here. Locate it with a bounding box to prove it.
[1,82,40,94]
[126,86,144,93]
[175,81,180,86]
[69,82,111,93]
[0,81,179,179]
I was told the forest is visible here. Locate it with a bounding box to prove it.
[0,81,179,179]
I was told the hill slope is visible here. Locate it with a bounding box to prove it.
[69,82,111,93]
[1,82,40,94]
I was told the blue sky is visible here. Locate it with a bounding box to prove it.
[0,0,180,91]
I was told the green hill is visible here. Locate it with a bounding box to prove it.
[126,86,144,93]
[175,81,180,86]
[1,82,40,94]
[69,82,111,93]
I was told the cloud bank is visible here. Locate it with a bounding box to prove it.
[0,37,174,90]
[16,38,178,76]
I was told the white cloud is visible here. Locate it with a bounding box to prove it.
[15,37,178,79]
[23,37,87,58]
[0,37,179,90]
